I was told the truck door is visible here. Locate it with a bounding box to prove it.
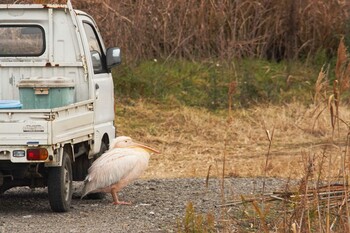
[80,18,115,153]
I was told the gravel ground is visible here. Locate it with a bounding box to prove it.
[0,178,292,232]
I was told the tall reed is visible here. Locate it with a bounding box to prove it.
[8,0,349,63]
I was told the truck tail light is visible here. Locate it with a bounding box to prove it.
[27,148,48,160]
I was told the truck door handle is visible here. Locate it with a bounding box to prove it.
[95,83,99,90]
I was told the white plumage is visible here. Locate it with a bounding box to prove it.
[81,136,159,205]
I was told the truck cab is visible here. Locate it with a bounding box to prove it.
[0,1,121,212]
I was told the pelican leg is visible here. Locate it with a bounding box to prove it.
[110,188,131,205]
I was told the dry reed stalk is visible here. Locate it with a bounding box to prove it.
[101,1,132,24]
[228,81,236,116]
[205,165,212,189]
[333,80,340,137]
[314,65,329,104]
[263,128,274,184]
[294,152,314,233]
[342,132,350,230]
[336,37,347,82]
[336,37,350,95]
[219,184,350,207]
[218,101,237,230]
[316,150,327,232]
[251,200,269,233]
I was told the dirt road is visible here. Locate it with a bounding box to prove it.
[0,178,288,232]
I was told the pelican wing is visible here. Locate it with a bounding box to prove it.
[82,148,148,196]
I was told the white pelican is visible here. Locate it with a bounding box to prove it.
[81,136,160,205]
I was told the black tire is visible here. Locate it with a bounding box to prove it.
[48,149,73,212]
[85,141,108,200]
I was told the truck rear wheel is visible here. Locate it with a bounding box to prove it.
[48,150,73,212]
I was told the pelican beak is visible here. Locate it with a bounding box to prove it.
[134,142,160,154]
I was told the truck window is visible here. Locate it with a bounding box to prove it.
[0,25,45,56]
[83,23,106,74]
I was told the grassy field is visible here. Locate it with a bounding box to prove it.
[115,99,350,180]
[114,42,350,181]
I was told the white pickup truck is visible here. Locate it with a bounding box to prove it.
[0,1,121,212]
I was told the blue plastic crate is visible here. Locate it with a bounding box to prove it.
[0,100,22,109]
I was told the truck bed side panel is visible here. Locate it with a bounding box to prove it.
[51,101,94,144]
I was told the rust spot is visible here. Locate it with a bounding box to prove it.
[45,62,52,67]
[40,4,67,9]
[55,64,59,67]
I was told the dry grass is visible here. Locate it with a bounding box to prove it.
[115,100,350,180]
[115,100,350,231]
[114,39,350,183]
[8,0,350,62]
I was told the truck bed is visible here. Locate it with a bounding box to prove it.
[0,100,94,147]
